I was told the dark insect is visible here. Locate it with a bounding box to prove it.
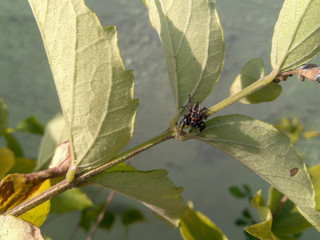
[179,95,208,133]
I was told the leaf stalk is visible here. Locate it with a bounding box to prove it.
[5,130,175,217]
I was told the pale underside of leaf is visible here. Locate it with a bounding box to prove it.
[271,0,320,71]
[29,0,138,168]
[0,215,44,240]
[144,0,225,113]
[192,114,320,230]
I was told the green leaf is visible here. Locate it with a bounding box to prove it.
[79,204,115,231]
[8,157,36,174]
[0,98,8,137]
[193,114,320,231]
[37,114,68,170]
[144,0,225,117]
[268,187,311,235]
[4,131,23,157]
[229,186,246,198]
[271,0,320,71]
[28,0,139,169]
[87,169,184,227]
[180,205,228,240]
[121,208,145,226]
[99,211,116,230]
[16,116,44,135]
[50,188,93,214]
[0,215,44,240]
[0,147,15,180]
[308,164,320,210]
[245,190,279,240]
[230,58,282,104]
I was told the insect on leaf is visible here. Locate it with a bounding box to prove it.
[28,0,139,169]
[271,0,320,71]
[144,0,225,120]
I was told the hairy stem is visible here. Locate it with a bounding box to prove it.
[6,130,175,217]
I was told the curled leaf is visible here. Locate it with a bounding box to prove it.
[230,58,282,104]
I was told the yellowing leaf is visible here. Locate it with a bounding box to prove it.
[0,173,50,216]
[20,179,51,227]
[28,0,139,169]
[0,148,15,180]
[271,0,320,71]
[0,214,44,240]
[180,205,228,240]
[144,0,225,117]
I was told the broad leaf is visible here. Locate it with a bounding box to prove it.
[121,208,145,226]
[268,187,311,235]
[87,169,184,227]
[271,0,320,71]
[16,116,44,135]
[4,131,23,157]
[0,174,50,215]
[144,0,225,117]
[50,188,92,213]
[0,98,8,137]
[29,0,139,168]
[192,114,320,231]
[0,215,44,240]
[37,114,68,170]
[230,58,282,104]
[79,204,115,231]
[180,205,228,240]
[8,157,36,174]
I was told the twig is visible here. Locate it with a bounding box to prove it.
[272,195,288,219]
[87,191,115,240]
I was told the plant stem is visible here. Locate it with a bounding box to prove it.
[6,130,175,217]
[206,69,279,116]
